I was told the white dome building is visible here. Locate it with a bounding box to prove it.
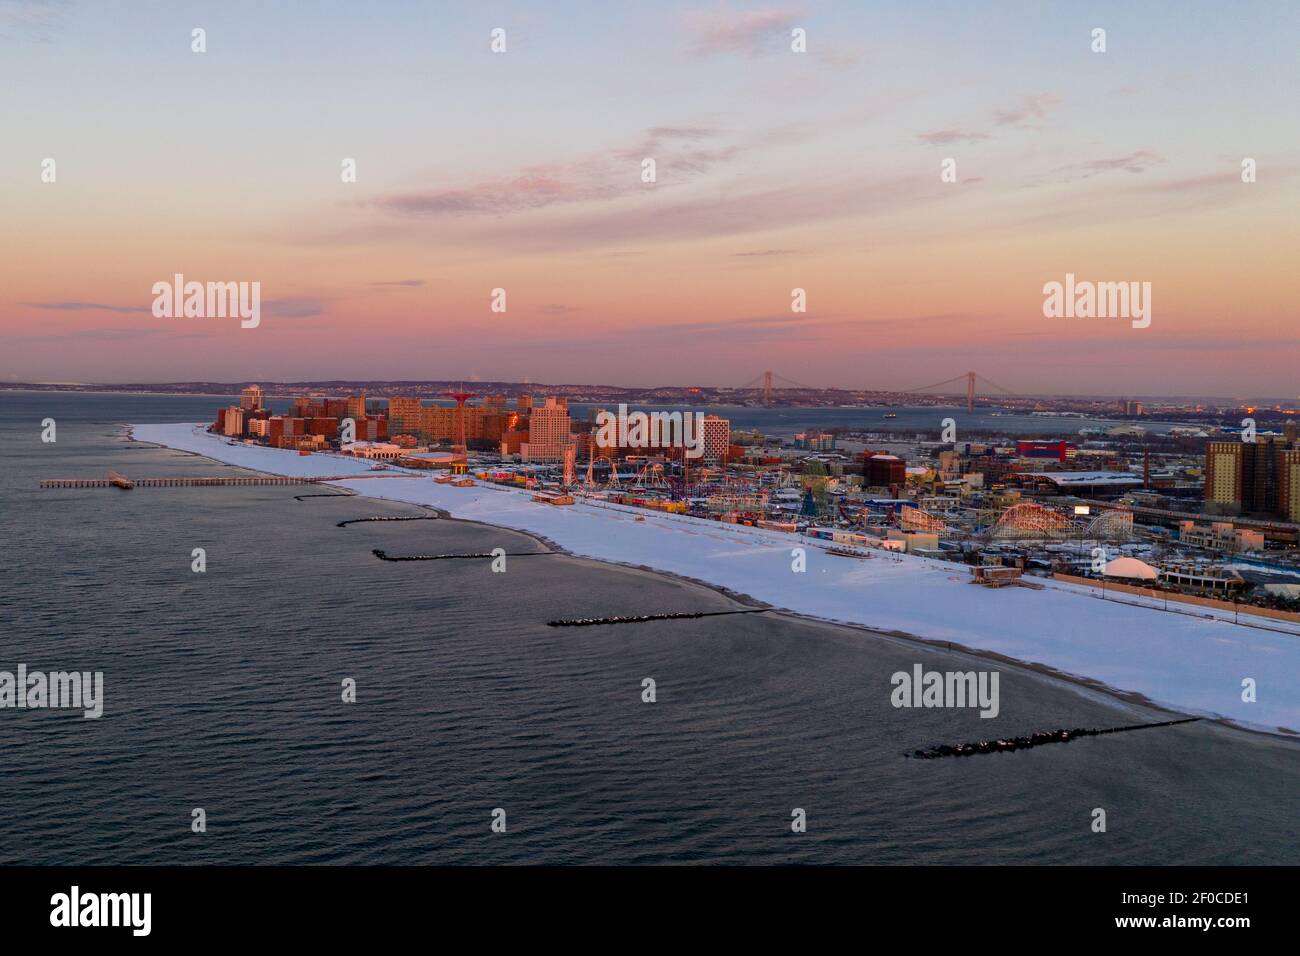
[1102,556,1159,580]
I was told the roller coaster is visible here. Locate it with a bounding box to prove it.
[991,502,1076,540]
[900,505,949,533]
[1084,509,1134,541]
[982,502,1133,542]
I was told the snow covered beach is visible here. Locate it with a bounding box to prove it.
[132,422,1300,737]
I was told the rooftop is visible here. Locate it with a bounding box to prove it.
[1018,471,1144,486]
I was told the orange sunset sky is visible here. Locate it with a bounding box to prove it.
[2,1,1298,397]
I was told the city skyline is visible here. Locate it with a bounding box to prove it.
[3,1,1298,395]
[6,0,1300,919]
[4,375,1299,405]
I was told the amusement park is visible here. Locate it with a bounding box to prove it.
[209,384,1300,617]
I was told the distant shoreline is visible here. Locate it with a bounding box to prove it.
[3,383,1292,406]
[0,388,1236,438]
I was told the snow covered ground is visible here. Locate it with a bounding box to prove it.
[132,423,1300,736]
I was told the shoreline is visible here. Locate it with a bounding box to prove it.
[123,422,1300,741]
[478,521,1208,733]
[0,391,1229,437]
[291,464,1184,732]
[391,526,1299,743]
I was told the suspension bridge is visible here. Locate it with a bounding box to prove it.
[737,369,1023,412]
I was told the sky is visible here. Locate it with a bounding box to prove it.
[1,0,1297,397]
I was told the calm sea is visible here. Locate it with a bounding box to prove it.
[569,402,1174,438]
[1,391,1296,864]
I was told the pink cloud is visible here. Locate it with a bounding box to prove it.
[683,5,802,56]
[917,129,990,145]
[368,128,740,218]
[992,93,1063,128]
[1051,150,1166,182]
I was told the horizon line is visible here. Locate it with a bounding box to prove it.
[2,380,1295,405]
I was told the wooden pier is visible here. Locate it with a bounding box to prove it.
[41,472,320,490]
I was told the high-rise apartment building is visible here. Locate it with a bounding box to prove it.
[522,397,571,461]
[388,397,423,436]
[240,384,264,410]
[1247,437,1283,515]
[306,417,338,439]
[350,417,388,441]
[1205,437,1294,516]
[419,404,509,447]
[700,415,731,464]
[1204,442,1244,512]
[266,416,304,446]
[793,431,835,451]
[1277,448,1300,522]
[500,429,528,456]
[223,406,245,436]
[324,398,350,418]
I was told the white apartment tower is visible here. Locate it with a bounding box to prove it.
[522,397,572,462]
[239,384,264,410]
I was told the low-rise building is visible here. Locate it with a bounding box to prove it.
[886,529,940,553]
[1178,521,1265,553]
[343,441,403,460]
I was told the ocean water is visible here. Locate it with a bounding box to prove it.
[1,391,1297,865]
[570,402,1171,438]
